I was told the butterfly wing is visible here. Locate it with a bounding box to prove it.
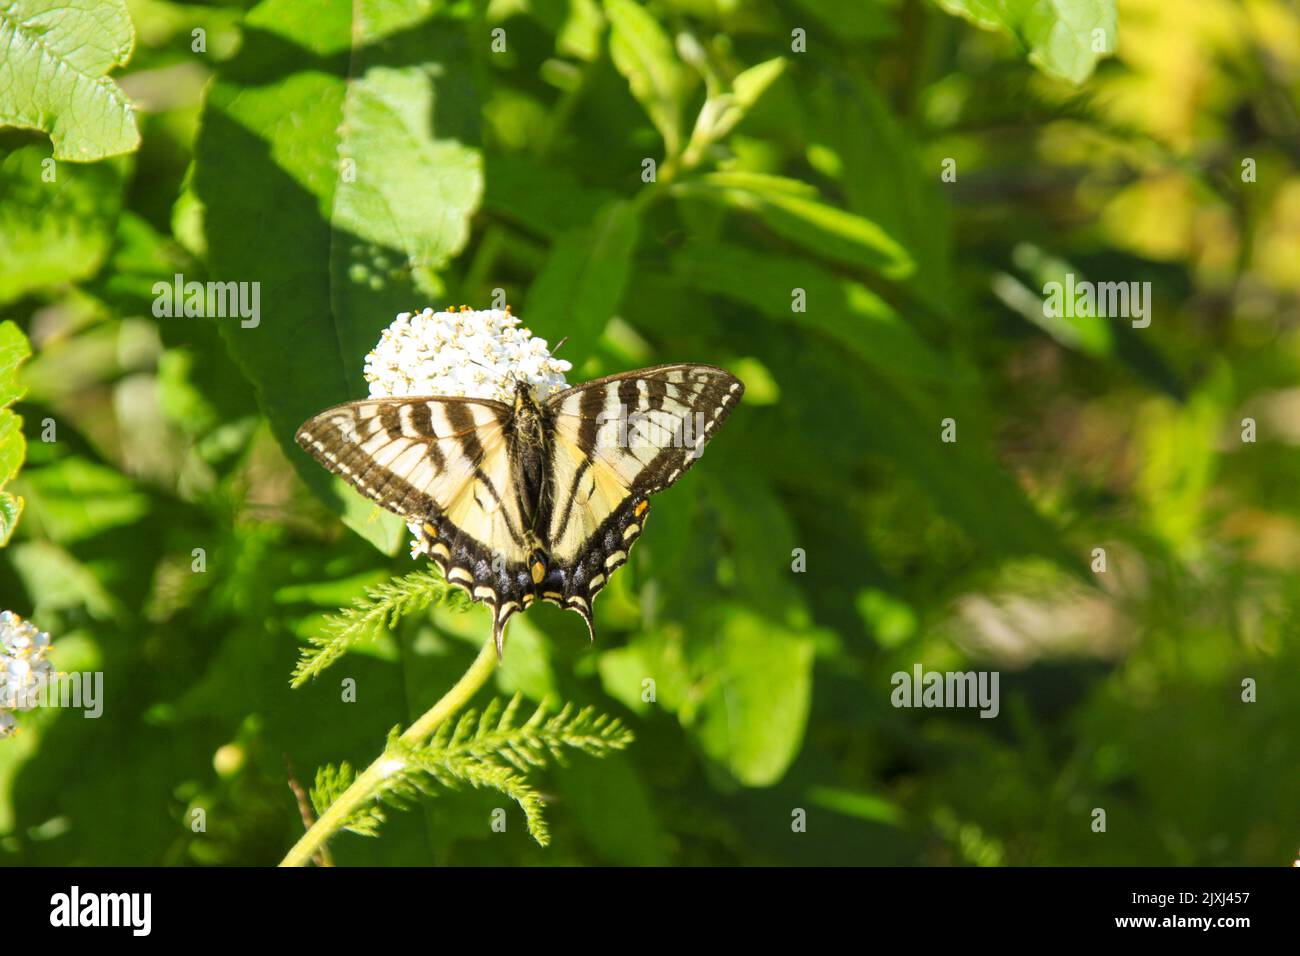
[541,364,744,635]
[295,398,536,652]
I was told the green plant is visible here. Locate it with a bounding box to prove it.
[282,575,632,864]
[3,0,1299,868]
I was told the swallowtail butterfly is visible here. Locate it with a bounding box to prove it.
[296,364,744,656]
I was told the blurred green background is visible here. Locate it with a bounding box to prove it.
[1,0,1298,866]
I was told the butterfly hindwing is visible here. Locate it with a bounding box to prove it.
[540,364,744,632]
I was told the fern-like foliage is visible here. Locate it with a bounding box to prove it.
[309,694,634,846]
[291,569,470,686]
[309,761,385,837]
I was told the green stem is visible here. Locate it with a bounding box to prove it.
[279,638,499,867]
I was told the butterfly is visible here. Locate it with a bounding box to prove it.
[296,364,744,656]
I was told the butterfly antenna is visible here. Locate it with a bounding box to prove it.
[553,336,569,353]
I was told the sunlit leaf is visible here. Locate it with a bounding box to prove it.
[689,607,816,787]
[937,0,1117,84]
[193,0,483,553]
[675,172,914,278]
[0,493,21,546]
[605,0,686,155]
[688,57,787,151]
[672,240,950,388]
[0,320,29,547]
[0,0,140,160]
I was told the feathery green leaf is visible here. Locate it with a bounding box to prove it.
[312,695,635,846]
[291,569,471,686]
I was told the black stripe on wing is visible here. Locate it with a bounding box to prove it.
[294,396,512,518]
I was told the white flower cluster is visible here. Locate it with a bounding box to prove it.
[0,610,53,736]
[364,306,571,406]
[362,306,573,559]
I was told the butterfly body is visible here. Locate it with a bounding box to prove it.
[297,364,743,656]
[503,382,550,518]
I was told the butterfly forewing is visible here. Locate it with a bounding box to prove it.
[295,397,506,516]
[546,364,743,508]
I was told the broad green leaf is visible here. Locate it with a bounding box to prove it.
[690,608,816,787]
[0,145,124,304]
[0,320,29,546]
[676,172,914,278]
[488,614,558,703]
[193,0,483,553]
[0,0,140,160]
[330,65,481,276]
[672,240,951,389]
[936,0,1117,84]
[599,628,695,717]
[605,0,686,155]
[523,200,640,363]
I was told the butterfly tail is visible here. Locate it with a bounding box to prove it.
[492,604,517,660]
[567,600,596,644]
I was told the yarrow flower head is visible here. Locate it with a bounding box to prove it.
[362,306,573,559]
[0,610,54,736]
[364,306,571,406]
